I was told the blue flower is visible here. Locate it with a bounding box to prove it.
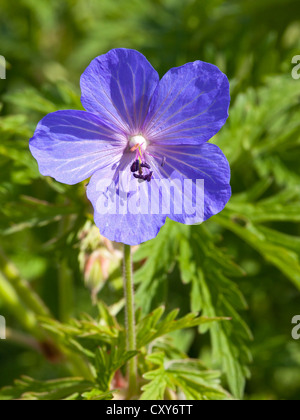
[30,49,231,245]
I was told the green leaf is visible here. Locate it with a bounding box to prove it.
[141,353,231,401]
[95,346,138,392]
[216,215,300,291]
[82,389,115,401]
[39,315,120,361]
[136,306,226,349]
[4,88,62,114]
[134,222,180,313]
[0,377,94,401]
[181,225,251,399]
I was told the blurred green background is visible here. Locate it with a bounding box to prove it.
[1,0,300,400]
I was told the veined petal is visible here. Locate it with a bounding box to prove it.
[144,61,230,145]
[80,49,159,132]
[29,110,125,185]
[87,166,166,245]
[146,142,231,224]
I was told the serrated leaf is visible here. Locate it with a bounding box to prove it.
[0,377,93,401]
[134,222,180,313]
[95,346,138,392]
[82,389,115,401]
[216,215,300,290]
[136,307,226,349]
[179,225,251,399]
[141,354,231,401]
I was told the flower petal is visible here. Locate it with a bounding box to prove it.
[80,48,159,132]
[86,166,167,245]
[146,142,231,224]
[29,110,125,185]
[144,61,230,145]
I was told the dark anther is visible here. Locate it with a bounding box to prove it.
[146,171,153,182]
[133,173,143,179]
[131,160,139,172]
[133,172,153,182]
[141,162,151,170]
[161,157,166,167]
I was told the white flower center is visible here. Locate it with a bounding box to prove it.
[129,135,147,152]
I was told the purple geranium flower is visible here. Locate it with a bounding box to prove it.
[29,49,231,245]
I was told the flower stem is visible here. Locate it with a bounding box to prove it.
[123,244,138,398]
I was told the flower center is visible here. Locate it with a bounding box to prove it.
[128,135,147,152]
[128,135,153,182]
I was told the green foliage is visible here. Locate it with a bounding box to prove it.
[0,377,96,401]
[95,347,138,392]
[1,0,300,401]
[141,353,231,400]
[136,305,227,349]
[0,301,225,400]
[134,222,250,399]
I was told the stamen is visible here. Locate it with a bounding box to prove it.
[129,140,153,182]
[161,157,166,167]
[146,171,153,182]
[133,169,153,182]
[137,146,143,161]
[130,160,139,172]
[141,162,151,170]
[130,143,140,152]
[133,173,144,180]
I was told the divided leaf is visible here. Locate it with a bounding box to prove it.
[141,353,231,401]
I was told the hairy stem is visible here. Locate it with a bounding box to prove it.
[123,244,138,398]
